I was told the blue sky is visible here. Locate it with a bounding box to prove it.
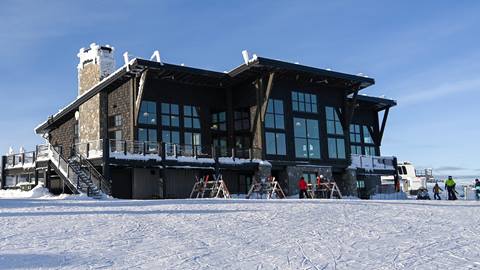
[1,1,479,178]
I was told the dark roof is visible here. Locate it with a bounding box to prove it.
[228,57,375,91]
[351,95,397,111]
[35,57,381,134]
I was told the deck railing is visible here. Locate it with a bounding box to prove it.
[5,151,36,168]
[350,154,396,171]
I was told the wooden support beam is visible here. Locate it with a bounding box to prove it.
[134,69,149,126]
[378,107,390,145]
[260,72,275,122]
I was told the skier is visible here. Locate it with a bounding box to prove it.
[432,182,443,200]
[298,177,308,199]
[444,176,457,200]
[475,179,480,200]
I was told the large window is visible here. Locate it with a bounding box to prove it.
[184,132,201,155]
[293,118,321,159]
[162,130,179,144]
[326,107,343,135]
[265,99,285,129]
[139,101,157,125]
[234,110,250,131]
[326,107,345,159]
[363,126,376,156]
[328,138,346,159]
[350,124,362,155]
[264,99,286,156]
[184,105,200,129]
[292,91,318,113]
[161,103,179,127]
[211,112,226,131]
[213,137,228,157]
[138,128,157,142]
[266,132,286,156]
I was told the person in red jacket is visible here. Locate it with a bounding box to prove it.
[298,177,308,199]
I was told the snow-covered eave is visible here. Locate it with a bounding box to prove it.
[34,59,138,134]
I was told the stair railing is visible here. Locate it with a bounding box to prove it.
[72,147,111,196]
[47,144,80,193]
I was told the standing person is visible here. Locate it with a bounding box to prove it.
[298,177,308,199]
[475,179,480,200]
[444,176,457,200]
[433,182,443,200]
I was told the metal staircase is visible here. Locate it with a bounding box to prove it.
[44,144,110,199]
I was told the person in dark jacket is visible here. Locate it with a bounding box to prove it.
[432,183,443,200]
[298,177,308,199]
[475,179,480,200]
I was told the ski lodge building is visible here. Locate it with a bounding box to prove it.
[0,43,398,199]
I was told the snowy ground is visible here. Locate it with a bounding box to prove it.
[1,191,480,269]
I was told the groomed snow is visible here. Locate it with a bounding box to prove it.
[1,195,479,269]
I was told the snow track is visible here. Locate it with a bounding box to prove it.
[0,198,479,269]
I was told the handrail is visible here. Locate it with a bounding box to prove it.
[73,148,111,195]
[48,144,79,192]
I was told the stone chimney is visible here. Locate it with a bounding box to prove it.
[76,43,114,144]
[77,43,115,96]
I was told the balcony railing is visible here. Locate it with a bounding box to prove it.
[350,154,396,171]
[5,151,36,169]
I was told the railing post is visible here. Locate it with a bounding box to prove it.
[86,143,90,158]
[123,140,127,155]
[249,148,253,161]
[161,142,166,160]
[211,145,216,159]
[231,148,235,159]
[143,142,147,156]
[22,153,25,166]
[174,144,177,158]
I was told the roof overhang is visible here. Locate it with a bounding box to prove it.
[228,57,375,93]
[351,95,397,111]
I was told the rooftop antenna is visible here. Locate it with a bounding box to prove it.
[123,52,130,72]
[242,50,250,65]
[150,50,163,65]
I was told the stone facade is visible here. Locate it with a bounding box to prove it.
[286,165,333,195]
[108,80,133,141]
[49,116,76,157]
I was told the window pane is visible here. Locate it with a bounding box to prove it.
[193,133,201,145]
[326,107,334,120]
[298,93,305,102]
[161,115,170,126]
[328,138,337,158]
[327,121,335,134]
[171,115,179,127]
[138,128,147,142]
[335,122,343,135]
[299,102,305,112]
[311,104,317,113]
[309,139,321,159]
[193,118,201,129]
[265,113,275,129]
[192,107,199,117]
[275,115,285,129]
[292,91,298,101]
[337,139,346,159]
[311,95,317,104]
[148,129,156,142]
[266,132,276,155]
[162,131,171,143]
[172,131,180,144]
[219,112,226,121]
[305,103,312,112]
[274,100,283,114]
[184,117,192,128]
[184,132,192,145]
[295,138,308,158]
[306,119,319,139]
[293,118,306,137]
[184,105,192,116]
[292,101,298,111]
[267,100,274,113]
[276,133,286,155]
[171,104,179,115]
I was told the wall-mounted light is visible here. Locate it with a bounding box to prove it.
[75,111,80,121]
